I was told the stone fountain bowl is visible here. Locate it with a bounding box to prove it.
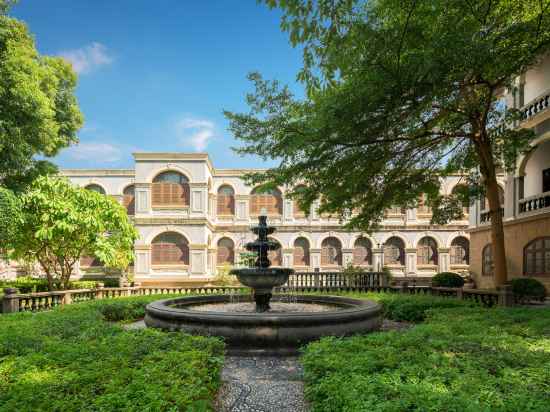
[230,267,293,294]
[144,294,382,355]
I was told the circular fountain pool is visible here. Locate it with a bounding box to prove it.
[144,294,382,354]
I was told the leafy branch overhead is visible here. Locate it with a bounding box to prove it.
[226,0,549,234]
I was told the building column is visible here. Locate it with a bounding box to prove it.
[406,208,417,222]
[438,248,450,273]
[235,195,249,221]
[310,248,321,270]
[134,244,151,276]
[405,248,417,275]
[134,183,151,214]
[283,198,293,222]
[372,248,384,271]
[282,249,293,268]
[504,175,515,219]
[207,248,216,276]
[189,245,208,276]
[342,248,354,267]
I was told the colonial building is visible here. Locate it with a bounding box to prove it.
[469,55,550,291]
[59,152,470,286]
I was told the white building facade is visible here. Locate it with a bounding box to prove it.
[61,152,470,286]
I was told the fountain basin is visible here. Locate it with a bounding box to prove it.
[231,268,293,295]
[145,294,382,354]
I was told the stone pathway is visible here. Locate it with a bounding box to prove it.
[214,355,308,412]
[120,318,413,412]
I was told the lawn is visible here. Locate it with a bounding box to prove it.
[0,295,224,412]
[301,293,550,411]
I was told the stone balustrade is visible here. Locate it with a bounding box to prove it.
[519,190,550,214]
[521,89,550,122]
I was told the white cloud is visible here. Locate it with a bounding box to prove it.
[64,142,122,163]
[59,42,113,74]
[175,116,216,151]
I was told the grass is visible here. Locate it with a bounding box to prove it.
[0,295,224,411]
[301,293,550,411]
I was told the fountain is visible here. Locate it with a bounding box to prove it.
[231,215,293,312]
[145,215,382,353]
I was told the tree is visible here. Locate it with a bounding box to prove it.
[4,176,138,290]
[0,8,83,192]
[0,187,21,258]
[225,0,550,286]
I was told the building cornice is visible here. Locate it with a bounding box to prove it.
[133,152,214,174]
[61,169,135,177]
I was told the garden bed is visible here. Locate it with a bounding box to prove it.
[0,295,224,411]
[301,293,550,411]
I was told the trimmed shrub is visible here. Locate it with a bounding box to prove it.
[431,271,465,288]
[335,292,477,322]
[0,295,224,411]
[510,278,546,303]
[302,305,550,411]
[0,277,99,293]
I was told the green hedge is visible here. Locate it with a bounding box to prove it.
[0,277,99,293]
[340,291,477,322]
[510,278,546,302]
[302,299,550,411]
[431,272,465,288]
[0,295,224,411]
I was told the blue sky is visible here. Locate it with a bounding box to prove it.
[11,0,304,169]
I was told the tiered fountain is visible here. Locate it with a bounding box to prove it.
[145,216,382,353]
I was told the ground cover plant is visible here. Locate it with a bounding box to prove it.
[0,295,224,411]
[302,293,550,411]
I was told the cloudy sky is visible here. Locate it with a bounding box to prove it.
[11,1,304,169]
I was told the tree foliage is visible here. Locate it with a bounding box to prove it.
[4,176,138,290]
[0,187,21,256]
[226,0,550,285]
[0,12,83,192]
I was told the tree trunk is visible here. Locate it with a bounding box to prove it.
[485,176,507,286]
[473,132,508,287]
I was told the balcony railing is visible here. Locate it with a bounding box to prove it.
[519,191,550,214]
[480,207,504,223]
[521,89,550,122]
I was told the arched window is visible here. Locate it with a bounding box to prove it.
[384,237,405,266]
[450,237,470,265]
[151,232,189,265]
[123,185,135,215]
[353,237,372,266]
[217,185,235,216]
[293,185,308,218]
[481,186,504,211]
[293,237,310,266]
[524,237,550,276]
[250,187,283,216]
[451,185,470,216]
[268,238,282,266]
[152,171,189,208]
[217,237,235,265]
[85,184,105,194]
[482,244,493,276]
[417,237,438,266]
[321,237,342,266]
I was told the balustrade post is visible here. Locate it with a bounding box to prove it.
[63,291,72,305]
[498,284,514,307]
[456,288,463,301]
[2,288,20,313]
[96,283,104,299]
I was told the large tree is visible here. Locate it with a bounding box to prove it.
[3,176,138,290]
[225,0,550,286]
[0,4,83,192]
